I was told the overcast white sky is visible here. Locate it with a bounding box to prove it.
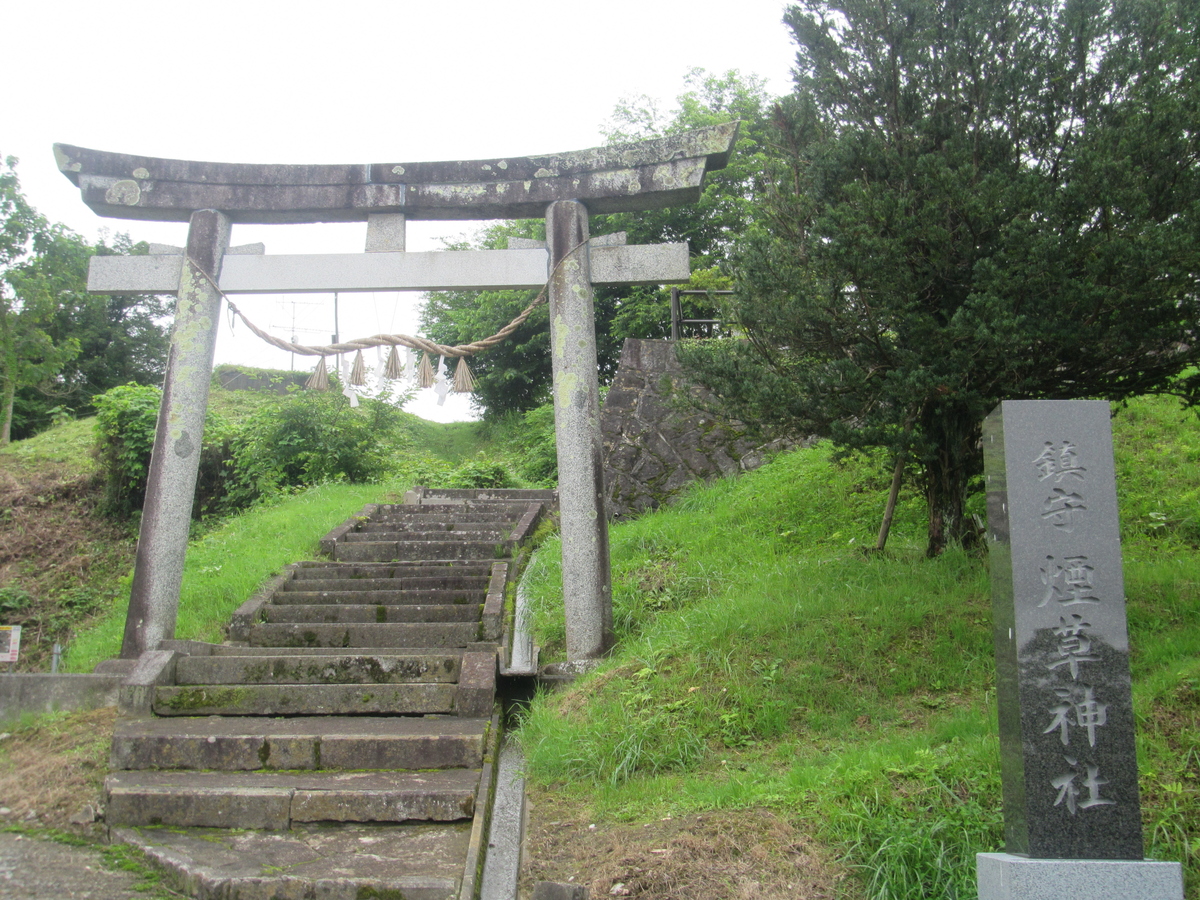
[6,0,797,421]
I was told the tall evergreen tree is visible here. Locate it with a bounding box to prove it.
[681,0,1200,555]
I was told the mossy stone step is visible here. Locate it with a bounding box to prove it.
[110,823,469,900]
[205,646,473,657]
[175,653,461,685]
[278,576,489,593]
[271,588,485,606]
[353,522,510,534]
[153,682,457,716]
[334,541,505,563]
[111,715,488,771]
[290,562,494,579]
[105,768,480,829]
[342,528,506,541]
[247,621,481,649]
[262,604,481,624]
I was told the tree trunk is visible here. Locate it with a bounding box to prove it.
[875,452,906,552]
[0,377,12,445]
[921,405,982,557]
[0,309,12,445]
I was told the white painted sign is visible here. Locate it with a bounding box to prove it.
[0,626,21,664]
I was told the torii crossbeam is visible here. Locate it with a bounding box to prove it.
[56,124,737,661]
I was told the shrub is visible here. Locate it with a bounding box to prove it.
[94,385,415,520]
[448,455,516,489]
[232,392,409,491]
[93,384,162,516]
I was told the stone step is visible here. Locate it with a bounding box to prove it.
[290,562,494,579]
[206,646,475,657]
[279,576,489,593]
[407,489,556,502]
[105,768,480,828]
[342,528,506,541]
[247,622,481,649]
[111,715,488,771]
[271,588,485,606]
[111,823,469,900]
[353,522,510,534]
[262,604,481,624]
[175,653,462,685]
[334,541,504,563]
[153,682,458,716]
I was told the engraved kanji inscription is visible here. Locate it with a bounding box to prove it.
[1043,684,1108,747]
[1051,756,1117,814]
[1041,488,1088,532]
[1039,556,1100,607]
[1047,614,1100,679]
[1034,441,1087,483]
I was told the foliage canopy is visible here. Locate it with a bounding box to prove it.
[420,70,773,418]
[681,0,1200,555]
[0,157,170,442]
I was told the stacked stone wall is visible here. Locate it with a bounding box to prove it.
[599,339,794,519]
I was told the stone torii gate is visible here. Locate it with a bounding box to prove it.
[55,124,737,662]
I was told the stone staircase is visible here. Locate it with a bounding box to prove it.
[104,488,553,900]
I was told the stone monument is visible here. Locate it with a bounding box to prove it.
[979,400,1182,899]
[55,125,737,662]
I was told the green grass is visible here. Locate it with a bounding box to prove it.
[403,418,486,464]
[517,395,1200,899]
[2,384,500,671]
[62,477,417,672]
[0,417,98,471]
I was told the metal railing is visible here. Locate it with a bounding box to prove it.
[669,288,732,340]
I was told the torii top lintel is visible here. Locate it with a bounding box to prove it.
[54,123,738,225]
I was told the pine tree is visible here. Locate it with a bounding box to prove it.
[682,0,1200,555]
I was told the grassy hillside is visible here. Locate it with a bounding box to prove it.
[1,389,1194,897]
[517,394,1199,899]
[0,385,502,671]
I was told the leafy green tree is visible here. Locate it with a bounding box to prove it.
[0,157,80,444]
[0,157,170,441]
[420,70,773,418]
[19,232,170,429]
[680,0,1200,556]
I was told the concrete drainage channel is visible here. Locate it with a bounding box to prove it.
[481,548,540,900]
[483,546,596,900]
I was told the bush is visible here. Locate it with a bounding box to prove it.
[93,384,162,516]
[94,385,416,520]
[448,455,516,489]
[230,392,410,495]
[477,403,558,486]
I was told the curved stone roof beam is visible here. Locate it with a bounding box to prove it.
[54,123,739,224]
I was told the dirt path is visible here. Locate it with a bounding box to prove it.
[518,786,854,899]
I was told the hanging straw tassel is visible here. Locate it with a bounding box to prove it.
[350,350,367,386]
[384,345,404,380]
[452,357,475,393]
[418,351,435,388]
[306,357,330,391]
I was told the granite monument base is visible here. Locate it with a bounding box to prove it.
[977,852,1183,900]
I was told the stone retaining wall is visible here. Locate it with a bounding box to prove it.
[599,339,793,519]
[0,674,121,724]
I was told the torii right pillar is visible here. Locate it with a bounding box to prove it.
[546,200,613,660]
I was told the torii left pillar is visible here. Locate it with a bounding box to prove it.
[120,210,230,657]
